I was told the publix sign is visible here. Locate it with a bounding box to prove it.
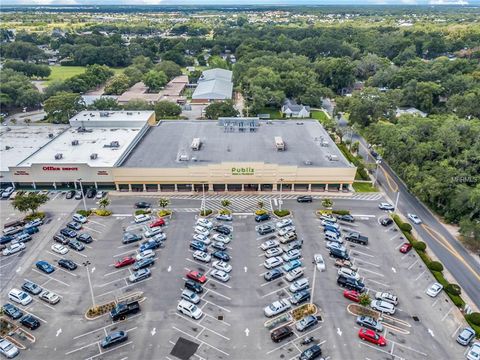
[231,167,254,176]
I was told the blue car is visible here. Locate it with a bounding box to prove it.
[212,251,230,262]
[139,239,161,252]
[0,235,14,244]
[282,259,302,272]
[255,213,271,222]
[189,241,207,252]
[60,228,77,238]
[36,260,55,274]
[22,226,39,235]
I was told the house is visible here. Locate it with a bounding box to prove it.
[281,99,310,118]
[395,107,427,118]
[191,68,233,104]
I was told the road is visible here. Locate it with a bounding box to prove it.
[349,125,480,310]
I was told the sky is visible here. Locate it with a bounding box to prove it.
[4,0,474,5]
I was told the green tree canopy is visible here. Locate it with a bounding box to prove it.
[205,101,239,119]
[44,92,85,123]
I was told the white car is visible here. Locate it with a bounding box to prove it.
[181,289,200,304]
[264,257,284,269]
[144,227,162,238]
[0,338,19,359]
[289,278,309,293]
[378,203,394,211]
[276,219,293,229]
[426,282,443,297]
[134,214,151,223]
[194,226,209,236]
[8,289,32,306]
[370,300,395,315]
[286,267,304,282]
[265,247,283,258]
[282,249,301,262]
[313,254,325,271]
[95,190,106,199]
[196,218,213,229]
[152,233,167,242]
[408,213,422,224]
[337,267,360,280]
[326,241,346,252]
[264,298,291,317]
[136,249,155,261]
[278,226,296,237]
[39,290,60,304]
[210,269,230,282]
[212,233,231,244]
[192,250,211,263]
[261,239,279,251]
[177,299,203,320]
[2,242,26,256]
[375,292,398,306]
[319,214,336,223]
[193,233,208,242]
[467,342,480,360]
[216,213,233,221]
[51,243,69,255]
[321,219,339,228]
[212,261,232,273]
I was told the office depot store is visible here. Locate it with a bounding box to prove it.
[1,113,356,193]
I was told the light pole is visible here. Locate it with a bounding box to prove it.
[279,178,284,212]
[394,191,400,212]
[77,178,87,212]
[373,160,381,186]
[201,182,206,215]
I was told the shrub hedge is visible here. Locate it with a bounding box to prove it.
[77,209,92,217]
[413,241,427,251]
[135,209,151,215]
[158,210,172,217]
[332,210,351,215]
[274,209,290,217]
[24,212,46,221]
[466,313,480,326]
[428,261,444,272]
[200,209,212,216]
[219,209,231,215]
[399,222,412,233]
[94,209,112,216]
[445,284,461,296]
[255,209,268,216]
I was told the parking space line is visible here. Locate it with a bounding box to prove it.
[31,297,56,311]
[350,249,374,258]
[88,220,107,227]
[24,278,63,298]
[261,284,290,298]
[0,258,17,269]
[96,278,152,298]
[83,226,101,234]
[364,278,390,288]
[65,341,97,355]
[103,268,128,277]
[85,341,134,360]
[73,315,141,340]
[201,299,231,313]
[32,268,71,287]
[22,307,48,323]
[96,277,126,288]
[407,259,419,270]
[172,326,229,356]
[203,313,231,328]
[357,267,385,277]
[441,307,454,322]
[202,288,231,301]
[260,278,284,287]
[414,270,426,281]
[113,249,137,258]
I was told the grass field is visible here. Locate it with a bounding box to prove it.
[256,107,283,119]
[311,109,329,122]
[46,66,125,84]
[352,182,378,192]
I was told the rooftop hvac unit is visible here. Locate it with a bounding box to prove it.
[191,138,201,151]
[179,155,189,161]
[275,136,285,151]
[126,112,133,115]
[90,153,98,160]
[110,141,119,148]
[55,153,63,160]
[48,133,54,138]
[328,154,339,161]
[99,112,110,117]
[71,140,79,146]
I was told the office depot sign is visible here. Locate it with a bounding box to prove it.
[43,166,79,171]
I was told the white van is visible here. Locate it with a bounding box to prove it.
[371,300,395,315]
[177,299,203,319]
[325,230,343,243]
[8,288,33,306]
[72,213,87,224]
[196,218,213,229]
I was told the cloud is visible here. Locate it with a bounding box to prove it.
[428,0,468,4]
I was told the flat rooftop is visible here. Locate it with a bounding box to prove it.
[18,126,143,168]
[0,125,68,172]
[70,110,153,126]
[121,120,352,168]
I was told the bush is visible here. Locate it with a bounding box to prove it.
[77,209,92,217]
[322,198,333,208]
[413,241,427,251]
[358,293,371,307]
[428,261,444,272]
[417,250,431,265]
[332,210,350,215]
[94,209,112,216]
[431,271,449,287]
[24,211,46,221]
[449,294,466,308]
[219,209,231,215]
[466,313,480,326]
[158,210,172,217]
[399,222,412,233]
[135,209,151,215]
[317,209,333,215]
[445,283,462,296]
[274,209,290,217]
[404,232,416,244]
[200,209,212,216]
[255,209,268,216]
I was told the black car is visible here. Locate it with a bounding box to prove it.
[58,259,77,270]
[337,275,365,292]
[77,233,93,243]
[380,217,393,226]
[60,228,77,238]
[255,213,271,222]
[212,251,230,262]
[290,289,311,305]
[258,224,275,235]
[337,214,355,223]
[329,247,350,260]
[185,280,203,294]
[21,281,42,295]
[211,241,227,251]
[68,239,85,251]
[297,196,313,203]
[264,268,283,282]
[271,325,293,343]
[190,241,207,252]
[122,232,142,244]
[132,257,155,271]
[53,233,69,245]
[65,190,75,199]
[213,225,231,235]
[101,331,128,349]
[135,201,151,209]
[299,344,322,360]
[2,303,23,320]
[67,221,82,231]
[86,188,97,198]
[0,235,14,245]
[20,314,41,330]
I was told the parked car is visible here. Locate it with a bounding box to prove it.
[101,331,128,349]
[264,257,284,269]
[426,282,443,297]
[3,227,22,236]
[134,214,151,223]
[25,218,43,228]
[184,280,203,294]
[399,243,412,254]
[60,228,77,238]
[289,278,309,293]
[290,289,311,305]
[337,267,360,281]
[255,213,271,222]
[276,219,293,229]
[135,249,155,261]
[74,191,83,200]
[2,242,25,256]
[378,203,394,211]
[58,259,77,271]
[356,315,383,332]
[186,271,207,284]
[192,250,211,263]
[319,214,336,223]
[457,327,476,346]
[190,241,207,252]
[8,289,32,306]
[132,257,154,271]
[115,257,135,268]
[408,213,422,224]
[264,268,283,282]
[296,196,313,203]
[337,275,365,292]
[181,289,200,304]
[0,338,19,358]
[280,232,298,244]
[21,281,42,295]
[1,187,15,199]
[122,232,142,244]
[375,292,398,306]
[39,290,60,304]
[261,239,280,251]
[72,213,88,224]
[177,299,203,320]
[257,224,275,235]
[96,191,107,199]
[283,240,303,252]
[36,260,54,274]
[210,269,230,282]
[296,315,318,332]
[77,233,93,244]
[213,225,231,235]
[134,202,151,209]
[282,249,301,262]
[265,247,283,258]
[20,314,40,330]
[212,251,230,262]
[270,325,293,343]
[216,213,232,221]
[2,303,23,320]
[285,267,304,282]
[65,190,75,199]
[144,227,162,238]
[466,342,480,360]
[211,241,227,251]
[66,221,82,231]
[337,214,355,222]
[264,299,291,317]
[329,248,350,261]
[139,239,162,252]
[371,300,395,315]
[326,242,346,252]
[20,226,38,235]
[358,328,387,346]
[149,218,165,228]
[212,261,232,273]
[110,301,140,322]
[128,268,151,283]
[68,239,85,251]
[380,217,393,226]
[278,226,295,237]
[86,188,96,198]
[195,218,212,228]
[211,234,231,244]
[282,259,302,273]
[51,243,69,255]
[313,254,326,271]
[53,234,69,245]
[299,344,322,360]
[194,226,209,237]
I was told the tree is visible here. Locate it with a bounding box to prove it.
[98,197,111,209]
[257,201,265,210]
[221,199,231,208]
[122,99,154,111]
[358,293,371,307]
[154,100,182,119]
[104,74,131,95]
[208,55,229,70]
[155,61,182,81]
[162,51,186,66]
[322,198,333,208]
[44,80,71,99]
[204,101,239,120]
[0,41,45,62]
[44,92,85,123]
[16,89,43,109]
[143,70,168,92]
[123,66,144,85]
[89,97,121,111]
[3,60,51,78]
[158,198,169,209]
[11,193,49,215]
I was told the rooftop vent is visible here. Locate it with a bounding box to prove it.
[328,154,339,161]
[99,111,110,117]
[71,140,79,146]
[126,112,133,115]
[55,153,63,160]
[179,154,189,161]
[275,136,285,151]
[90,153,98,160]
[48,133,54,138]
[5,146,11,150]
[304,160,313,165]
[191,138,201,151]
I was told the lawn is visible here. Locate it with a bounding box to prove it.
[352,182,378,192]
[311,110,329,122]
[256,107,283,119]
[46,66,125,84]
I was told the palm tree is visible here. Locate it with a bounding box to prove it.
[322,198,333,208]
[221,199,231,208]
[257,201,264,210]
[98,197,110,209]
[158,198,169,209]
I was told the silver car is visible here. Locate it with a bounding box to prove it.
[457,327,475,346]
[0,338,19,358]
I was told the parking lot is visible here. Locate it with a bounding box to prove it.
[0,193,473,360]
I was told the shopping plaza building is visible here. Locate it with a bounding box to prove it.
[0,111,356,193]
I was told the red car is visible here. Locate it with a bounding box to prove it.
[343,289,360,302]
[114,256,136,268]
[399,243,412,254]
[358,328,387,346]
[186,270,207,284]
[149,218,166,228]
